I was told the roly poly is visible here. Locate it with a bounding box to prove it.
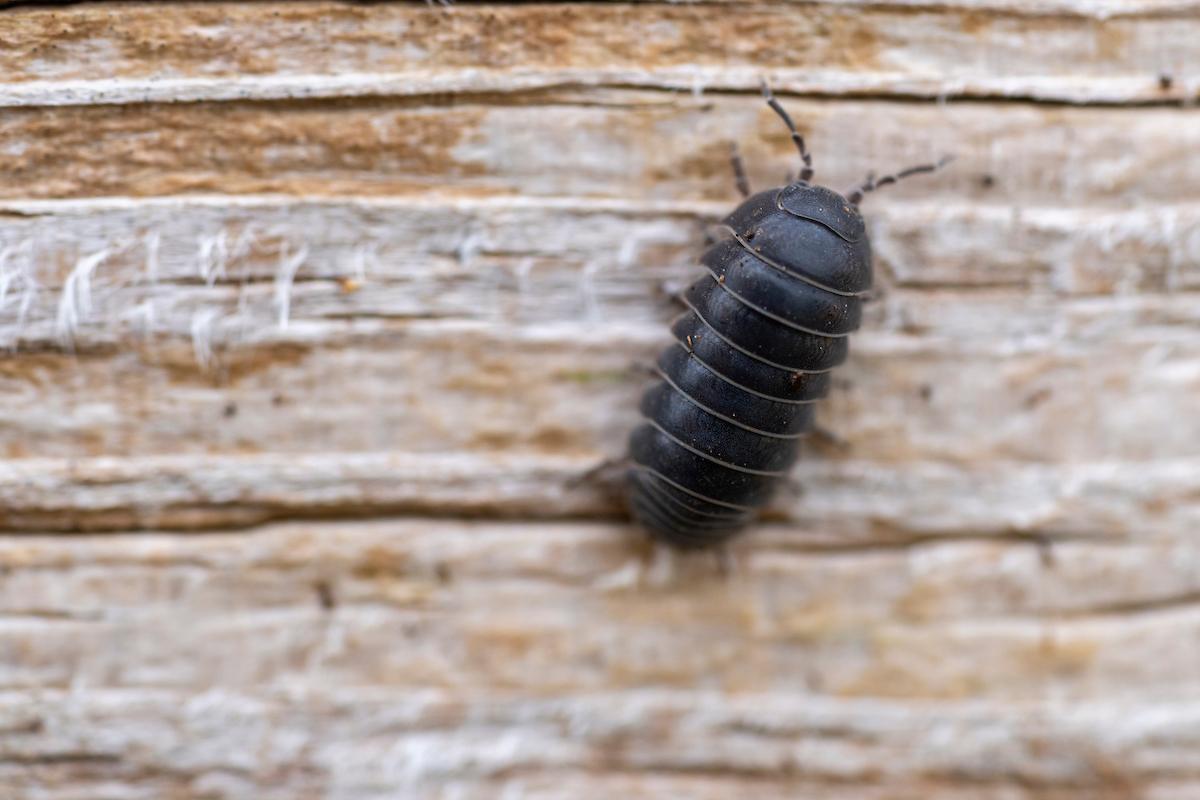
[626,85,950,549]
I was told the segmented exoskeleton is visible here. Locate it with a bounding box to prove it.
[627,85,949,549]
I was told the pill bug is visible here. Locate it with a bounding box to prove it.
[626,86,949,549]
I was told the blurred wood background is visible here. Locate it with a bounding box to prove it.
[1,2,1199,798]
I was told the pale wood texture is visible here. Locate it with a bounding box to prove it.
[1,2,1198,798]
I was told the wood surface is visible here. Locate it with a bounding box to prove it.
[0,1,1198,798]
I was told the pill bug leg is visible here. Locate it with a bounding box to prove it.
[713,545,736,578]
[778,474,805,500]
[807,424,850,454]
[658,281,689,309]
[644,540,680,586]
[567,456,630,491]
[627,361,659,380]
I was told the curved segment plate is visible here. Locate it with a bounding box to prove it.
[776,183,866,243]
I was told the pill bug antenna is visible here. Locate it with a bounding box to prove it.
[846,155,955,205]
[761,80,813,182]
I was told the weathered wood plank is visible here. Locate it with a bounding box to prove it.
[1,452,1197,537]
[3,520,1193,623]
[2,2,1196,796]
[1,96,1198,203]
[1,517,1198,796]
[1,196,1196,479]
[2,303,1200,464]
[8,603,1196,698]
[1,2,1196,107]
[822,0,1200,12]
[0,520,1197,699]
[0,197,1196,297]
[1,687,1198,799]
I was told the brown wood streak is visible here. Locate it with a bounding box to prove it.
[0,302,1198,456]
[0,451,1197,539]
[1,96,1198,203]
[0,1,1197,104]
[2,293,1200,465]
[0,519,1198,695]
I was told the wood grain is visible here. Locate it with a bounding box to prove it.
[0,520,1198,797]
[2,2,1199,797]
[1,196,1196,294]
[3,452,1199,539]
[0,2,1197,106]
[1,196,1197,520]
[3,688,1198,799]
[1,96,1198,203]
[0,518,1197,698]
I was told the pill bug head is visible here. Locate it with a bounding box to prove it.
[776,182,866,244]
[721,183,874,295]
[745,82,950,294]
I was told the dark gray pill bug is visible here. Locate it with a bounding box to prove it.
[626,84,951,549]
